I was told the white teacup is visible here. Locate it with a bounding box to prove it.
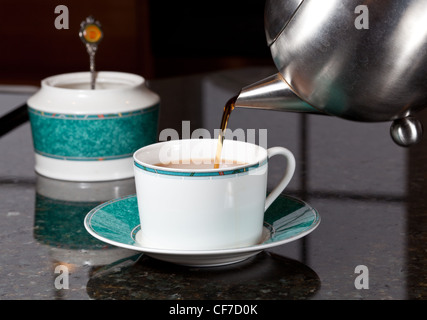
[133,139,295,250]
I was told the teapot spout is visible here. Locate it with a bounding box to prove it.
[235,73,323,114]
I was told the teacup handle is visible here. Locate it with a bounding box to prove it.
[265,147,296,211]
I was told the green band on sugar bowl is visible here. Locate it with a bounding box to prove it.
[28,105,159,161]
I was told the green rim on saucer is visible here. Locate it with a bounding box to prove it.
[84,194,320,266]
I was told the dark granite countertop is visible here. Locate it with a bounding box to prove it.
[1,67,427,300]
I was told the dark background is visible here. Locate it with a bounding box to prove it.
[0,0,273,85]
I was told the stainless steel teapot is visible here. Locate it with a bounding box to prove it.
[235,0,427,146]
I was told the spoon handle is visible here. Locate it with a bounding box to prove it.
[79,16,103,90]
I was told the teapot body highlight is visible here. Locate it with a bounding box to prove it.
[236,0,427,146]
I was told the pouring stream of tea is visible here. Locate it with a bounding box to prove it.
[214,96,237,169]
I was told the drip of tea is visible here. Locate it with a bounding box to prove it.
[214,96,237,169]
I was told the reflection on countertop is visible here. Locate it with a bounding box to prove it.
[86,252,320,300]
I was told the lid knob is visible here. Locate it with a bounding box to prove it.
[390,116,423,147]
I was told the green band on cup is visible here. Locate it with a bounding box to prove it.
[134,158,268,177]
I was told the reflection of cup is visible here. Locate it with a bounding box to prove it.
[27,72,160,181]
[133,139,295,250]
[86,252,320,300]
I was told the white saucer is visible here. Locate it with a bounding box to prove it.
[84,194,320,267]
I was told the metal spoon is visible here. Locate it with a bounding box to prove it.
[79,16,103,90]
